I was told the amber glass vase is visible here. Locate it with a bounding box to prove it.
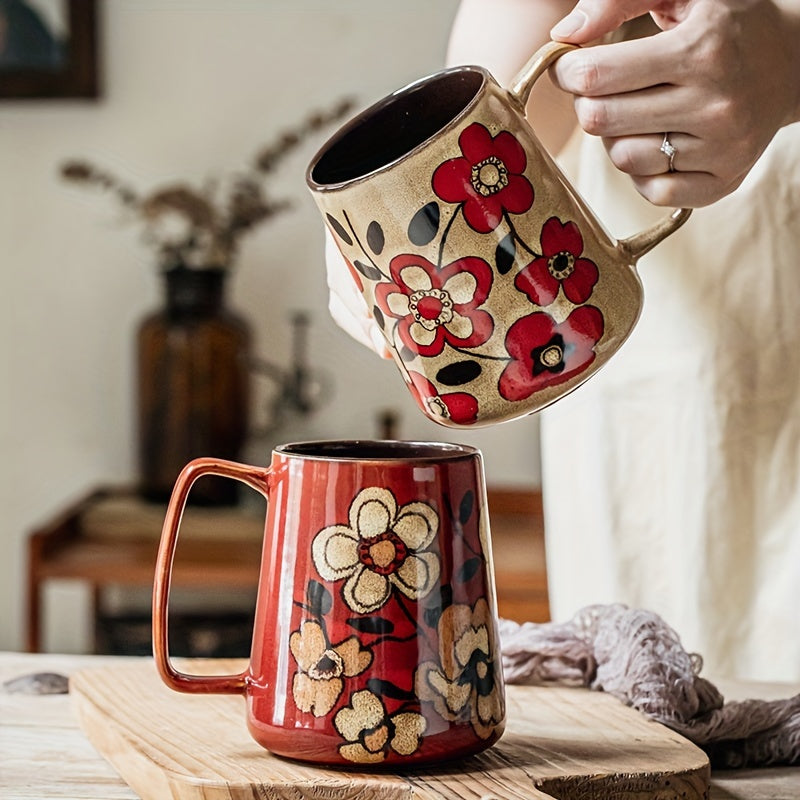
[137,267,251,505]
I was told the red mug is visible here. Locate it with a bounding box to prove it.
[153,440,505,766]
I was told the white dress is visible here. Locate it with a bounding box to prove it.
[542,124,800,682]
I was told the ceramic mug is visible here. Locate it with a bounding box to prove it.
[152,440,505,766]
[307,42,691,428]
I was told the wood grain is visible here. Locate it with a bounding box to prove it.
[71,660,710,800]
[2,653,140,799]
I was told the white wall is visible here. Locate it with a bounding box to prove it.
[0,1,541,652]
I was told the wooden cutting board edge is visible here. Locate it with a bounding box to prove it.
[70,662,710,800]
[71,680,552,800]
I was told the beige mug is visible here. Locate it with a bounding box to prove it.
[307,41,690,428]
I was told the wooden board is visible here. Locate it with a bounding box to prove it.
[70,660,709,800]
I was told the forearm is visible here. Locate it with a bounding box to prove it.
[446,0,579,154]
[775,0,800,124]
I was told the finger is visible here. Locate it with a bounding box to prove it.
[630,170,747,209]
[604,132,702,176]
[550,0,666,44]
[551,31,684,97]
[572,83,705,138]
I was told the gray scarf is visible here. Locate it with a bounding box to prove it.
[499,604,800,768]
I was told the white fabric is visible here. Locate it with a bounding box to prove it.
[542,124,800,682]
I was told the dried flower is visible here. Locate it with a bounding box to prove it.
[60,97,355,272]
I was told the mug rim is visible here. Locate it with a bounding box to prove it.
[274,439,480,463]
[306,64,490,192]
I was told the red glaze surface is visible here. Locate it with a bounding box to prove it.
[154,441,505,766]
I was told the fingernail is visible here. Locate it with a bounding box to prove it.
[550,9,588,39]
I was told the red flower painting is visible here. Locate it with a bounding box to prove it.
[499,306,604,401]
[407,372,479,425]
[375,254,494,358]
[514,217,599,306]
[432,122,534,233]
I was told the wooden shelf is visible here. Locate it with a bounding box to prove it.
[25,487,264,653]
[26,485,547,653]
[486,487,549,623]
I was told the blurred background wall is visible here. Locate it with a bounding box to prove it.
[0,0,541,652]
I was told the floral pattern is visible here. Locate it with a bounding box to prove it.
[375,254,494,357]
[286,479,503,763]
[514,216,599,305]
[334,690,427,763]
[320,113,615,427]
[499,306,605,401]
[416,598,503,739]
[407,371,479,425]
[311,487,441,614]
[432,122,534,233]
[289,620,372,717]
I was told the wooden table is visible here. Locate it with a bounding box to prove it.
[2,652,797,799]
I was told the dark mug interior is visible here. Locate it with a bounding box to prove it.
[307,67,485,187]
[275,439,478,462]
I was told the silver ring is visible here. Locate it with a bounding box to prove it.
[660,133,677,173]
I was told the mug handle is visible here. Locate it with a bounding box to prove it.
[152,457,269,695]
[508,40,692,262]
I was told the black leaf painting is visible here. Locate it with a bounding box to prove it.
[367,677,416,701]
[354,259,383,281]
[459,490,474,525]
[366,220,385,255]
[399,345,416,363]
[495,232,516,274]
[408,202,440,246]
[456,557,481,584]
[307,580,332,617]
[346,616,395,635]
[423,584,453,628]
[326,213,353,246]
[436,360,482,386]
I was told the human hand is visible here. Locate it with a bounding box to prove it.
[549,0,800,207]
[325,229,392,358]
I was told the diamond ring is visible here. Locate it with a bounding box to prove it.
[660,133,677,173]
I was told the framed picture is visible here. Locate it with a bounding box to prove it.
[0,0,98,99]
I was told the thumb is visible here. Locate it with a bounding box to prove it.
[550,0,661,43]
